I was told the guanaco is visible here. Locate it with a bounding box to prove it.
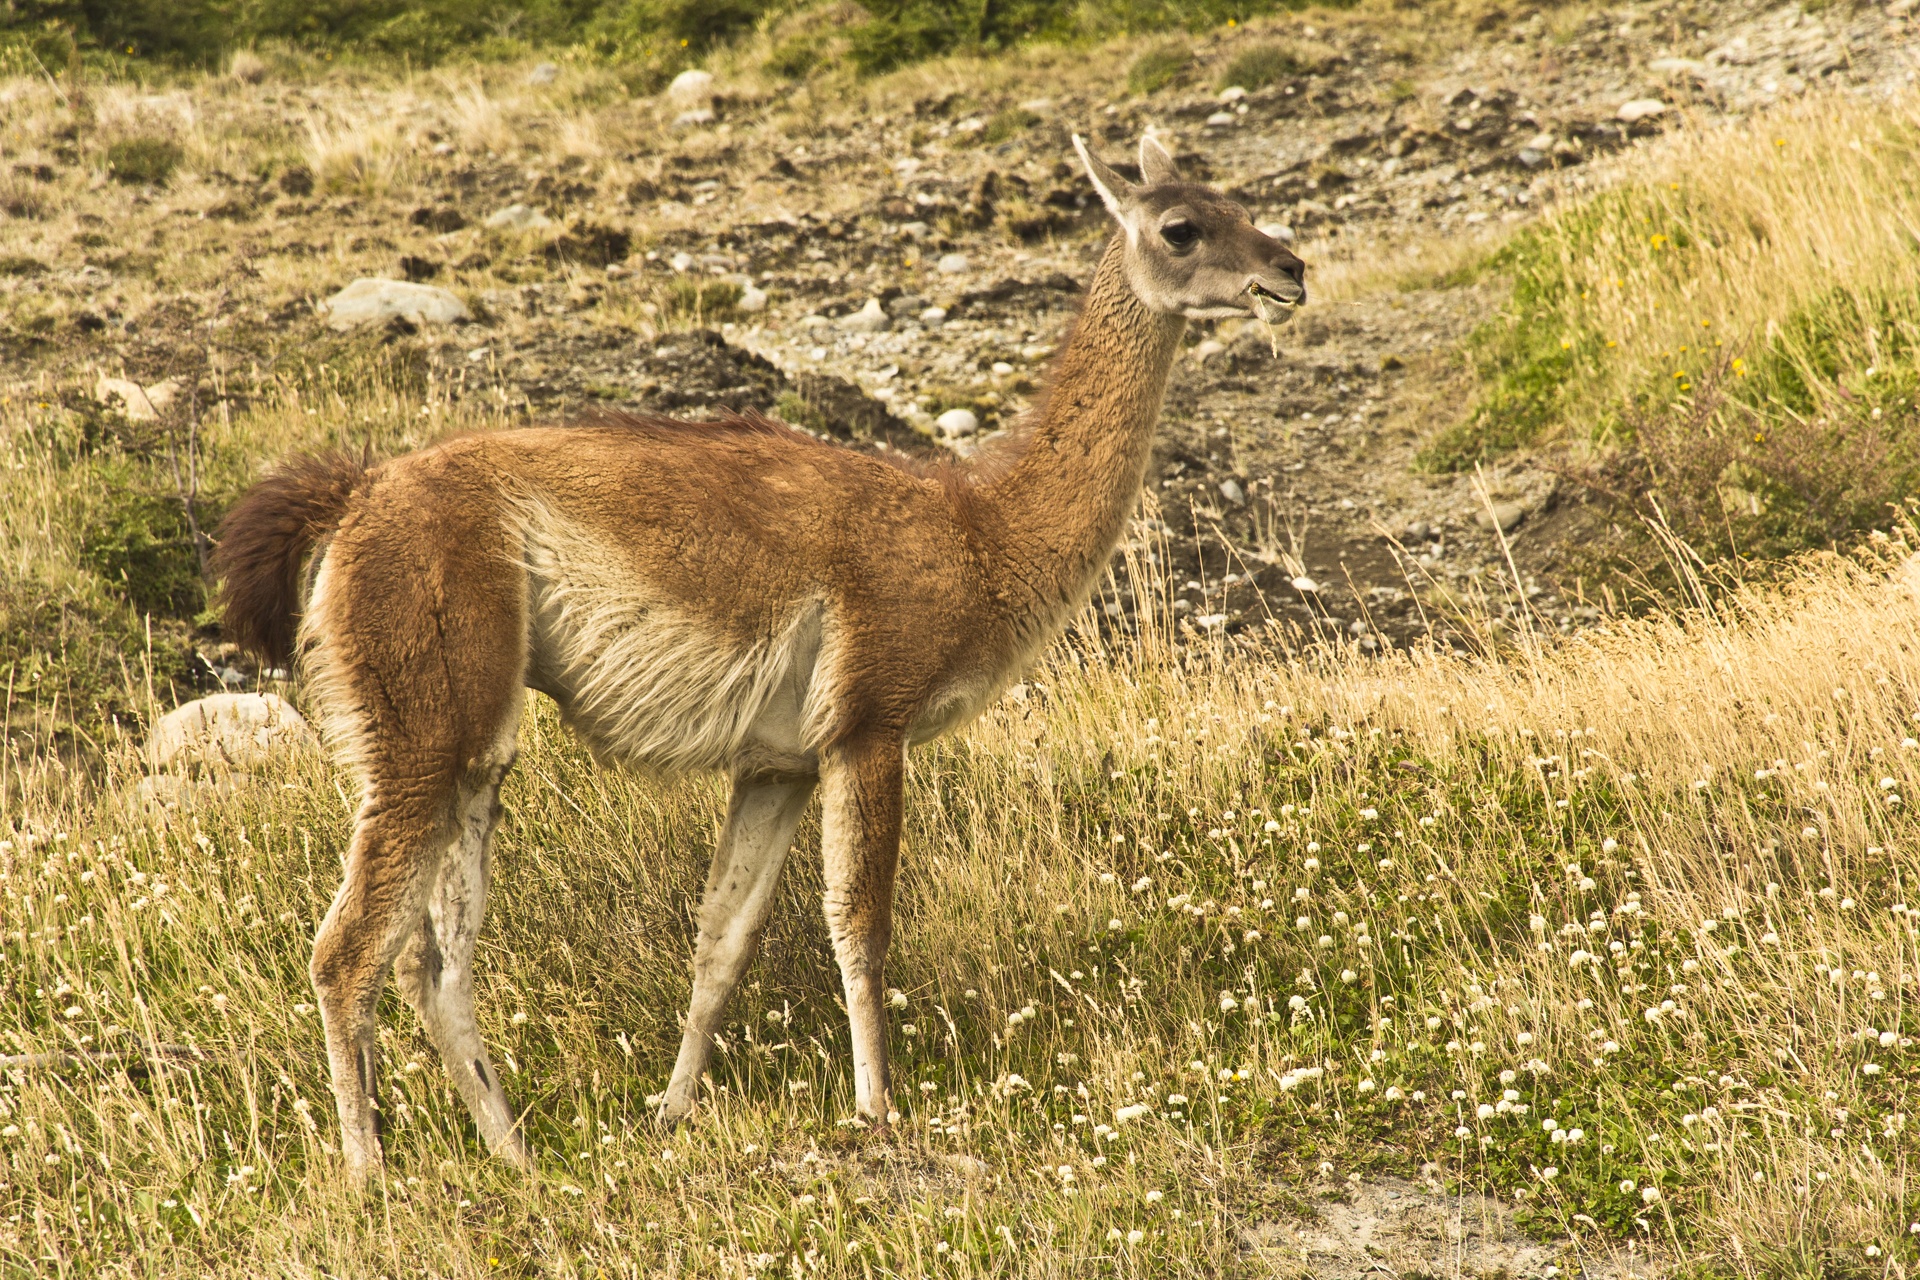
[213,134,1305,1181]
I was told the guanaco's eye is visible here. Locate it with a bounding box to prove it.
[1160,220,1199,248]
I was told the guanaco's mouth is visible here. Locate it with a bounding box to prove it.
[1247,281,1303,324]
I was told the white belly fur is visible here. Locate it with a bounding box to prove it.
[518,505,829,775]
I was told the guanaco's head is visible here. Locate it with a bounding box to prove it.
[1074,133,1306,324]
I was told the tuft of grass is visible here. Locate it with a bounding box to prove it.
[660,277,742,326]
[981,105,1040,145]
[104,136,182,187]
[1216,37,1338,90]
[1126,40,1191,95]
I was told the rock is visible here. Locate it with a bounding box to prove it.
[323,278,470,331]
[668,69,715,108]
[1219,478,1246,505]
[1018,98,1054,113]
[673,109,717,129]
[919,306,948,324]
[839,298,889,333]
[1290,576,1321,593]
[1219,86,1248,102]
[1192,339,1226,363]
[525,61,560,85]
[1206,112,1237,127]
[1475,501,1526,533]
[1648,57,1708,78]
[147,692,318,770]
[145,378,182,413]
[1256,222,1294,242]
[95,376,158,421]
[1525,131,1556,151]
[936,253,971,274]
[935,408,979,437]
[1617,98,1667,123]
[738,284,768,312]
[1517,148,1547,169]
[485,203,552,230]
[1404,521,1432,543]
[990,361,1013,376]
[884,293,927,318]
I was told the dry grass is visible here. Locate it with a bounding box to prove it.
[9,467,1920,1275]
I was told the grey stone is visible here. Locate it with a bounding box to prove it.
[668,69,715,107]
[936,253,971,274]
[147,692,318,770]
[525,62,560,85]
[1219,478,1247,506]
[1474,501,1527,533]
[324,279,470,331]
[935,408,979,436]
[484,203,552,230]
[1617,98,1667,123]
[839,298,889,333]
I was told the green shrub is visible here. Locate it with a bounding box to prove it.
[106,136,183,187]
[1126,41,1190,95]
[78,464,207,618]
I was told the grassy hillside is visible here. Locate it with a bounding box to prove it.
[1420,90,1920,563]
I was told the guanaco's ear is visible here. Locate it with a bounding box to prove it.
[1073,133,1137,221]
[1138,134,1180,186]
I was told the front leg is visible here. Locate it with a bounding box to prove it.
[819,736,906,1123]
[657,770,816,1125]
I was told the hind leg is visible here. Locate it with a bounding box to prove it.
[393,737,531,1168]
[310,789,450,1185]
[301,459,530,1183]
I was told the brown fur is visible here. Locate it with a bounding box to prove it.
[212,137,1304,1181]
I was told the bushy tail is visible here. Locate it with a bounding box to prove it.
[213,451,371,667]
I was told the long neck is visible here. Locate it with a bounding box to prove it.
[970,236,1187,638]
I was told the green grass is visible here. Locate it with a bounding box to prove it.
[105,137,184,188]
[1125,41,1191,95]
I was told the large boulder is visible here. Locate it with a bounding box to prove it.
[147,693,318,770]
[324,278,470,331]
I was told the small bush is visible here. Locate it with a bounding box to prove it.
[1127,41,1191,95]
[78,464,207,618]
[106,136,183,187]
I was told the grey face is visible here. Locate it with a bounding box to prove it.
[1075,134,1307,323]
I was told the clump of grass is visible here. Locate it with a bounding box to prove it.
[303,115,408,196]
[981,105,1040,145]
[104,136,182,187]
[1127,40,1191,95]
[1216,38,1338,90]
[660,277,742,325]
